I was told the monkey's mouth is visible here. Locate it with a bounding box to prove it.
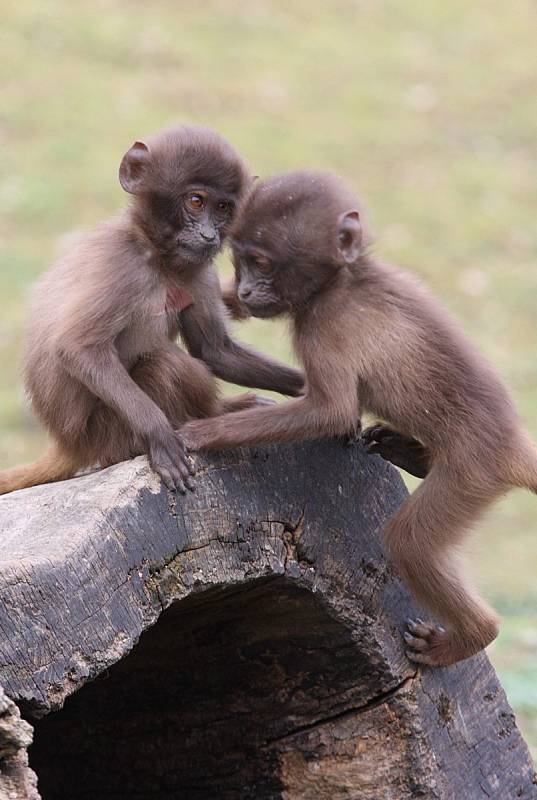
[177,240,219,260]
[244,300,282,319]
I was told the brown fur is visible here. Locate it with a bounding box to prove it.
[180,170,537,666]
[0,128,304,496]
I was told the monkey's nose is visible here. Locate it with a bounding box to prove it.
[201,230,216,242]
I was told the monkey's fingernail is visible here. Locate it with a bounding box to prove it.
[416,617,424,624]
[404,632,413,643]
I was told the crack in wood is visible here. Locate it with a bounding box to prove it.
[265,673,417,745]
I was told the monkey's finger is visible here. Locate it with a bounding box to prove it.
[405,650,435,665]
[172,472,188,494]
[360,428,375,446]
[182,471,196,492]
[369,434,398,450]
[407,619,440,639]
[361,425,386,445]
[403,632,428,651]
[363,441,387,455]
[186,457,197,477]
[165,461,188,494]
[158,467,177,493]
[406,618,429,636]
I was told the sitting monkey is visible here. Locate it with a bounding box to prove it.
[180,170,537,667]
[0,128,304,495]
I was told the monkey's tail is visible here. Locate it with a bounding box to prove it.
[0,445,78,496]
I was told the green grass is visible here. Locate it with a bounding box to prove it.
[1,0,536,758]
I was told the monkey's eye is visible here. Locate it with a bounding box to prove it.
[251,256,271,272]
[217,200,232,215]
[187,193,205,212]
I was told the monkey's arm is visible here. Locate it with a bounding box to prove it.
[59,343,169,437]
[180,304,305,397]
[210,338,305,396]
[58,342,194,491]
[179,359,359,451]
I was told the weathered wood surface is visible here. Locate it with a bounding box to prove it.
[0,440,535,800]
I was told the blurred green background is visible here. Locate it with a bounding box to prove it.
[1,0,536,758]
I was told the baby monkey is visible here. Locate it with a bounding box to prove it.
[0,128,304,496]
[180,170,537,667]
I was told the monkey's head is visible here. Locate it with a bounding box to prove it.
[230,171,365,318]
[120,125,250,269]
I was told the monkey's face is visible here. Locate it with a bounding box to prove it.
[232,238,345,319]
[231,171,365,317]
[146,186,236,266]
[119,126,250,269]
[231,244,290,318]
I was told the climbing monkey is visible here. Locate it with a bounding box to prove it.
[179,170,537,667]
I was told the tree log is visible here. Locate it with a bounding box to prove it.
[0,440,535,800]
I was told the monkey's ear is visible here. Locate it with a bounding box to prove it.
[119,141,150,194]
[336,210,362,264]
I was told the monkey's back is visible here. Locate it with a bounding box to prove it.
[331,261,521,465]
[23,217,162,445]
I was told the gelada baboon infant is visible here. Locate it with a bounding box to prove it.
[0,127,304,496]
[179,170,537,667]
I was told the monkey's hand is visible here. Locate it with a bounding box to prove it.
[361,424,431,479]
[220,276,251,321]
[179,420,210,453]
[148,428,196,493]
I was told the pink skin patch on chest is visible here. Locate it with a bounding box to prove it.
[165,285,194,313]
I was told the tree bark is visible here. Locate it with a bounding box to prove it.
[0,686,39,800]
[0,440,535,800]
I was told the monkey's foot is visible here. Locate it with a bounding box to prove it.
[361,425,431,479]
[404,619,471,667]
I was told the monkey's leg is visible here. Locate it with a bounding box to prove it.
[383,466,501,667]
[141,350,275,417]
[141,345,277,418]
[362,424,431,478]
[131,346,220,427]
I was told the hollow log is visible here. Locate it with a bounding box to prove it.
[0,440,535,800]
